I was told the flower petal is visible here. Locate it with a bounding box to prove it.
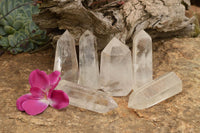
[48,77,61,98]
[30,87,44,98]
[22,99,48,115]
[16,94,32,111]
[50,90,69,109]
[49,71,61,86]
[29,69,50,90]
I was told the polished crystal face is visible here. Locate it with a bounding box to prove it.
[128,72,182,109]
[78,30,100,89]
[56,80,118,113]
[132,30,153,92]
[54,30,78,82]
[100,37,133,96]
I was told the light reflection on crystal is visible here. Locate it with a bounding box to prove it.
[78,30,100,89]
[53,30,78,82]
[128,72,182,109]
[132,30,153,92]
[56,80,118,113]
[100,37,133,96]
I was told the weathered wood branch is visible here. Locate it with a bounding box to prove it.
[33,0,195,49]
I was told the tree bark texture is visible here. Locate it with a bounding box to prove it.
[34,0,195,49]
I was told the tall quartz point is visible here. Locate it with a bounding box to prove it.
[53,30,78,82]
[128,72,182,109]
[78,30,100,89]
[56,80,118,113]
[100,37,133,96]
[132,30,153,92]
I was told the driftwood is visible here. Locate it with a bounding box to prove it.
[34,0,195,49]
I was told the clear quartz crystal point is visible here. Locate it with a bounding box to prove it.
[56,80,118,113]
[53,30,78,82]
[132,30,153,92]
[78,30,100,89]
[100,37,133,96]
[128,72,182,109]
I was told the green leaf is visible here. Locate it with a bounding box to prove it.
[6,15,14,26]
[4,0,9,14]
[4,25,15,34]
[15,47,23,52]
[30,40,42,45]
[0,1,6,16]
[20,41,34,52]
[0,37,9,47]
[32,5,40,14]
[26,10,32,18]
[28,21,37,33]
[8,0,15,11]
[15,14,25,21]
[18,34,27,42]
[17,0,24,4]
[0,26,6,36]
[29,42,34,49]
[24,0,32,3]
[8,35,16,47]
[0,18,8,26]
[13,20,24,30]
[9,48,18,54]
[18,8,28,18]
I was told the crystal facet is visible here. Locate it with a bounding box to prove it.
[53,30,78,82]
[100,37,133,96]
[132,30,153,92]
[78,30,100,89]
[128,72,182,109]
[56,80,118,113]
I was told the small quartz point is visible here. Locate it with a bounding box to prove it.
[100,37,133,96]
[132,30,153,92]
[53,30,78,82]
[78,30,100,89]
[56,80,118,113]
[128,72,182,109]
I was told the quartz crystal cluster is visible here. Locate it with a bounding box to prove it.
[54,29,182,113]
[128,30,182,109]
[54,30,118,113]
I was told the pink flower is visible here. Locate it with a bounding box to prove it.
[16,69,69,115]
